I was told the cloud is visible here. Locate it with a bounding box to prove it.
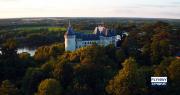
[0,0,20,1]
[171,1,180,5]
[137,3,180,8]
[0,0,180,19]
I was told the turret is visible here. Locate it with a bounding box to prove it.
[64,21,76,51]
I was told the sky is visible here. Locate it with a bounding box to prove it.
[0,0,180,19]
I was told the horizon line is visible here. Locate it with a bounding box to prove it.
[0,16,180,20]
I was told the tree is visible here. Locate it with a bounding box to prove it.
[79,45,105,64]
[37,79,62,95]
[153,21,171,34]
[115,48,126,64]
[105,44,116,61]
[0,39,23,81]
[49,43,64,58]
[78,45,115,67]
[40,59,56,78]
[0,80,20,95]
[73,63,115,95]
[26,33,47,47]
[151,31,171,64]
[167,59,180,94]
[22,68,47,95]
[19,52,31,60]
[106,58,144,95]
[18,52,36,72]
[52,61,73,90]
[121,32,140,59]
[152,58,179,95]
[69,52,80,63]
[141,43,151,65]
[34,46,51,63]
[154,57,175,77]
[1,39,18,58]
[34,43,64,63]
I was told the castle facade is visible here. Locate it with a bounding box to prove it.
[64,23,127,51]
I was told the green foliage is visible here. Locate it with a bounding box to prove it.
[1,39,18,58]
[73,63,115,95]
[105,44,116,61]
[141,43,151,65]
[0,80,20,95]
[121,32,140,59]
[37,79,62,95]
[106,58,145,95]
[0,39,25,81]
[153,58,180,95]
[115,48,126,64]
[19,52,31,60]
[22,68,47,95]
[26,33,48,46]
[69,52,80,63]
[154,57,175,76]
[52,61,73,89]
[0,20,179,95]
[78,45,115,67]
[40,60,56,77]
[151,31,171,64]
[34,43,64,63]
[49,43,65,58]
[168,59,180,81]
[79,45,107,64]
[0,26,66,47]
[168,59,180,93]
[18,52,35,67]
[48,27,66,32]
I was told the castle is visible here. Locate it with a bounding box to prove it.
[64,22,127,51]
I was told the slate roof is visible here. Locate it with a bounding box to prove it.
[65,24,116,41]
[75,32,99,41]
[65,26,75,35]
[176,52,180,57]
[94,26,116,37]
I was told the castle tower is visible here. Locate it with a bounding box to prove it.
[64,21,76,51]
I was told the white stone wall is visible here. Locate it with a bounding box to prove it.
[76,39,83,49]
[65,35,120,51]
[65,35,76,51]
[76,40,99,49]
[100,36,114,46]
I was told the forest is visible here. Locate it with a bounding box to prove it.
[0,18,180,95]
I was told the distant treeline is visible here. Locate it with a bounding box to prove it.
[0,20,180,95]
[1,18,179,48]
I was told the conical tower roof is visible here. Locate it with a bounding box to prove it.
[65,21,75,35]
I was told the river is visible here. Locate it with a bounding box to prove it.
[0,48,36,56]
[17,48,36,56]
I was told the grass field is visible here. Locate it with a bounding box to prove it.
[15,26,67,32]
[76,30,93,34]
[14,26,93,34]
